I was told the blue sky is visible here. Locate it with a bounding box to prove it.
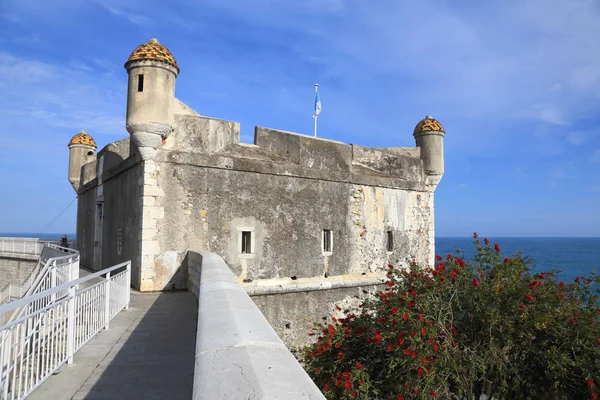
[0,0,599,237]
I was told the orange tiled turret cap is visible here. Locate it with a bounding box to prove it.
[125,38,179,73]
[413,115,445,135]
[68,131,97,148]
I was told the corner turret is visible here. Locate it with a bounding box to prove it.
[413,115,445,187]
[68,130,97,191]
[124,38,179,159]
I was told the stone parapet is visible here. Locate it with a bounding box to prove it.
[187,250,325,400]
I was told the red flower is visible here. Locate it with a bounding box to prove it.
[436,254,442,260]
[323,385,331,392]
[575,276,581,283]
[397,395,403,400]
[315,368,321,374]
[525,293,534,301]
[559,281,565,288]
[433,344,439,351]
[403,349,411,355]
[592,393,598,400]
[417,368,424,376]
[432,392,439,398]
[520,303,526,310]
[473,277,480,287]
[418,314,424,321]
[504,257,510,263]
[410,290,417,297]
[387,345,393,352]
[388,264,394,269]
[420,327,427,336]
[450,271,456,278]
[402,313,409,320]
[344,380,352,391]
[398,337,405,346]
[411,331,416,337]
[596,338,600,344]
[473,232,478,238]
[494,243,501,253]
[391,307,399,314]
[356,362,363,369]
[387,281,395,287]
[588,379,595,388]
[484,238,490,245]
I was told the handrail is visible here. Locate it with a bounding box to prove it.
[0,261,131,399]
[0,261,127,320]
[1,244,79,327]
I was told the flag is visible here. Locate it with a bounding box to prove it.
[314,89,322,117]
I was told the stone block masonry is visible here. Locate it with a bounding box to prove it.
[0,253,38,289]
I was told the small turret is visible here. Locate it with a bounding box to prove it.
[413,115,445,186]
[124,38,179,159]
[68,130,97,191]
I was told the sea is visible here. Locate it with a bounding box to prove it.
[2,233,599,283]
[436,237,600,284]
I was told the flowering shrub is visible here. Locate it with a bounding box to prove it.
[301,234,600,399]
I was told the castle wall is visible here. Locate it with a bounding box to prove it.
[76,187,97,268]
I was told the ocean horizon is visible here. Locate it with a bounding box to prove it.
[2,233,598,282]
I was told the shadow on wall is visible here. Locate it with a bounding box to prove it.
[83,291,197,399]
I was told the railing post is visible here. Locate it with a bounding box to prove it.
[2,330,12,398]
[104,271,111,330]
[50,262,57,302]
[67,286,76,364]
[125,262,131,310]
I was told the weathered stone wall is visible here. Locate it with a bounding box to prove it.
[99,159,143,285]
[77,147,143,288]
[76,186,97,269]
[0,254,38,288]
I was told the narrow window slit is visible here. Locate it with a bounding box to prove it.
[387,231,394,252]
[323,229,332,253]
[241,231,252,254]
[137,74,144,92]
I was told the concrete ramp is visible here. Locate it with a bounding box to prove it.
[27,291,197,400]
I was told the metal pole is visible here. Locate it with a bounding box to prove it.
[104,271,111,330]
[313,83,319,137]
[66,287,75,364]
[125,263,131,311]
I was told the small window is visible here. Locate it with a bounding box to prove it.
[323,229,332,254]
[241,231,252,254]
[137,74,144,92]
[387,231,394,252]
[87,150,94,156]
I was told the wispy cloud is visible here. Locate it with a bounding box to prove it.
[592,149,600,163]
[105,7,151,25]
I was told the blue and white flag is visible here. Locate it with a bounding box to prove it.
[314,89,322,117]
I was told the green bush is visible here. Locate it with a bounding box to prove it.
[300,234,600,399]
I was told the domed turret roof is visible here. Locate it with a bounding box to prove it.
[413,115,445,135]
[68,131,97,148]
[125,38,179,73]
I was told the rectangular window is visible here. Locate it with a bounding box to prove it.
[241,231,252,254]
[323,229,332,253]
[137,74,144,92]
[387,231,394,252]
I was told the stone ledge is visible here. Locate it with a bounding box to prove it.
[187,250,325,400]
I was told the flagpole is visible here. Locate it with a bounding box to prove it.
[314,83,319,137]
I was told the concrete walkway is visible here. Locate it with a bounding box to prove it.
[28,291,197,400]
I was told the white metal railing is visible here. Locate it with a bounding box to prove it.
[0,261,131,400]
[0,239,48,257]
[0,245,79,322]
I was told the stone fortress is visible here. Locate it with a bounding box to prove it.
[67,38,446,346]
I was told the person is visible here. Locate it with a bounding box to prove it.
[59,234,69,249]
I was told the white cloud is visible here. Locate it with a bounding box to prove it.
[105,7,151,25]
